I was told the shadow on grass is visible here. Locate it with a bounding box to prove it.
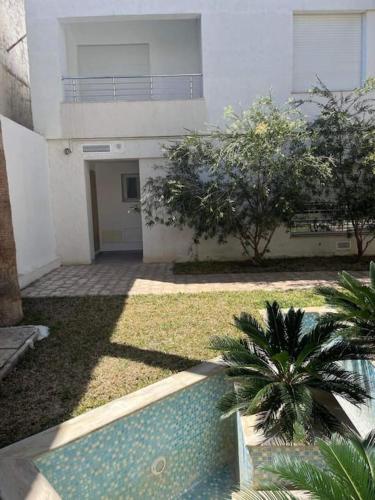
[0,295,200,451]
[107,342,199,370]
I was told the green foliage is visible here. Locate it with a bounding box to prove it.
[300,78,375,259]
[237,431,375,500]
[317,261,375,346]
[142,97,327,263]
[210,301,371,444]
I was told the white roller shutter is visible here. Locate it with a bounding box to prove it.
[293,14,363,92]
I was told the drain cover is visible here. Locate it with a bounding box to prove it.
[151,456,166,475]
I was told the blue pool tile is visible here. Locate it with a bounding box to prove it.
[34,374,236,499]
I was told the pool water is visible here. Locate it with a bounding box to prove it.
[301,312,320,332]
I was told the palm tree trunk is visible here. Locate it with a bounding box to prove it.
[0,123,23,326]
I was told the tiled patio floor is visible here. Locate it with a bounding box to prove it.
[21,261,368,297]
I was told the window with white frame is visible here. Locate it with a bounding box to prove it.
[293,13,363,92]
[121,174,140,202]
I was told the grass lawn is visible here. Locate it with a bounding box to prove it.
[0,290,324,448]
[174,255,373,274]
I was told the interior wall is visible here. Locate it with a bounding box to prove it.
[77,43,151,76]
[64,18,202,76]
[1,115,59,287]
[93,160,143,252]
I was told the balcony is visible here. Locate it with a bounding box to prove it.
[60,16,205,138]
[62,73,203,103]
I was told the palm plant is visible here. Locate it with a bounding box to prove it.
[237,431,375,500]
[211,301,372,443]
[317,262,375,346]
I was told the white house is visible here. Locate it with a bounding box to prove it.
[24,0,375,264]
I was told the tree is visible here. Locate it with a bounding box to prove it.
[0,122,23,326]
[210,301,371,444]
[301,79,375,260]
[142,97,326,263]
[317,262,375,347]
[238,431,375,500]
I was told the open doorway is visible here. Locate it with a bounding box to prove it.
[88,160,143,262]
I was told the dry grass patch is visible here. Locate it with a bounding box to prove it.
[0,290,323,448]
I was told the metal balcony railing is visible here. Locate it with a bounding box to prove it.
[62,74,203,103]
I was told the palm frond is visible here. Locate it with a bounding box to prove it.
[234,312,269,350]
[349,430,375,481]
[235,490,296,500]
[310,400,345,438]
[216,390,249,417]
[370,261,375,289]
[210,335,249,353]
[284,307,304,355]
[338,270,367,296]
[242,382,284,416]
[265,456,347,500]
[362,428,375,449]
[318,437,375,499]
[297,321,341,364]
[265,302,289,353]
[318,263,375,349]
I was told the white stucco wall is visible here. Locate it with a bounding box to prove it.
[61,99,207,139]
[47,138,163,264]
[25,0,375,138]
[1,115,59,286]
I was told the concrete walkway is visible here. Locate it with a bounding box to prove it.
[21,261,368,297]
[0,326,47,380]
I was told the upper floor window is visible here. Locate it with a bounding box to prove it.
[293,14,363,92]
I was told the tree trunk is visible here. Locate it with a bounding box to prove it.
[0,123,23,326]
[353,227,364,262]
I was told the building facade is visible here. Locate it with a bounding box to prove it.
[25,0,375,264]
[0,0,32,129]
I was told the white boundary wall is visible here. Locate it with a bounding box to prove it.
[1,115,60,287]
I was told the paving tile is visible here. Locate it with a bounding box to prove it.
[20,263,369,298]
